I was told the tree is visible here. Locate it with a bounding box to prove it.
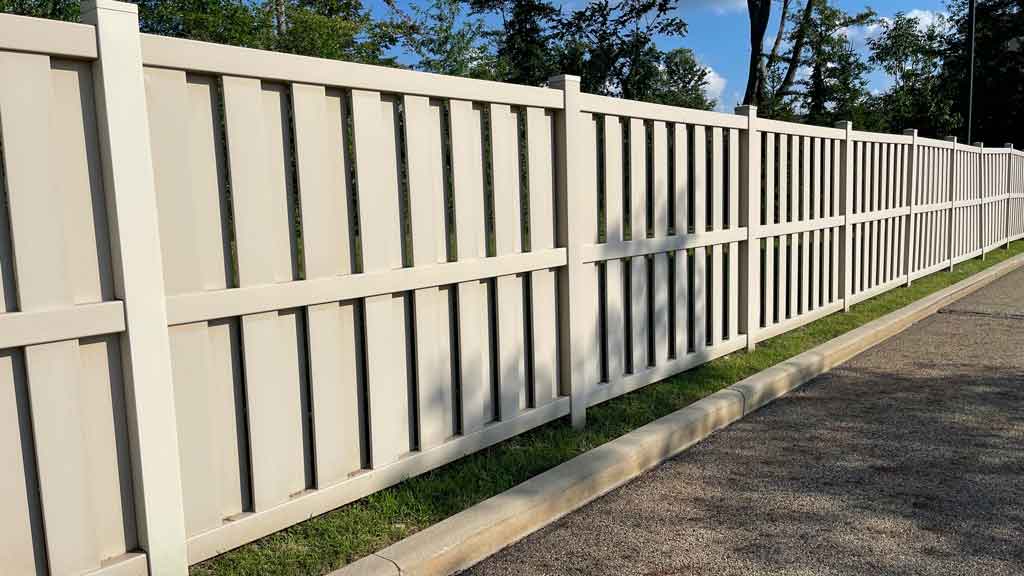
[791,1,874,126]
[1,0,403,66]
[403,0,500,79]
[743,0,772,106]
[649,48,715,110]
[262,0,402,64]
[746,0,873,122]
[869,12,959,137]
[469,0,559,87]
[943,0,1024,147]
[744,0,825,113]
[557,0,690,101]
[133,0,268,47]
[0,0,77,20]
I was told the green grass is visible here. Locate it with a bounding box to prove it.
[191,242,1024,576]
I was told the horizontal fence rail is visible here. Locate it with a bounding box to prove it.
[1,3,1023,574]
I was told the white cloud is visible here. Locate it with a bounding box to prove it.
[841,20,885,47]
[906,9,948,33]
[705,65,727,103]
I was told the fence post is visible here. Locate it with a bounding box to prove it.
[975,142,985,259]
[547,75,588,429]
[903,129,918,285]
[1006,144,1014,249]
[835,121,854,311]
[736,106,759,351]
[81,2,189,574]
[946,136,958,271]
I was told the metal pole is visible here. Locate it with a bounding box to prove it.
[967,0,977,144]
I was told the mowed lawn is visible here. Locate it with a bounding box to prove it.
[191,242,1024,576]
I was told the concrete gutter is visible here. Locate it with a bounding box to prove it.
[333,252,1024,576]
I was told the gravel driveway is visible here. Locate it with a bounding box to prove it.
[466,267,1024,576]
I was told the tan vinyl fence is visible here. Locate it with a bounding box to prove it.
[1,3,1023,574]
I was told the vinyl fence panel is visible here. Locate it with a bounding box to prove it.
[2,5,1023,574]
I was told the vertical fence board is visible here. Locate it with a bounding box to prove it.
[0,50,99,575]
[154,71,250,528]
[764,135,775,326]
[692,125,707,353]
[603,116,625,382]
[526,108,559,405]
[652,121,670,363]
[0,349,43,575]
[406,95,455,447]
[778,136,790,319]
[350,90,411,464]
[52,61,112,305]
[710,244,722,346]
[712,128,724,230]
[629,118,648,370]
[294,84,364,481]
[223,77,310,508]
[578,111,601,398]
[147,67,225,533]
[491,104,526,419]
[672,123,688,357]
[801,137,811,221]
[449,99,491,432]
[728,128,741,339]
[51,57,136,561]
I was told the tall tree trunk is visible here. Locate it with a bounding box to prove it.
[776,0,815,100]
[744,0,772,105]
[274,0,286,35]
[764,0,792,77]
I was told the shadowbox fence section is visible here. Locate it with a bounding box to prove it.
[1,4,1023,575]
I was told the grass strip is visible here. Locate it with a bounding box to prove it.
[192,243,1024,576]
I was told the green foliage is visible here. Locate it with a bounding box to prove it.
[134,0,269,47]
[758,0,875,125]
[557,0,690,100]
[403,0,500,79]
[868,11,960,137]
[0,0,77,20]
[137,0,401,65]
[469,0,559,86]
[647,47,716,110]
[942,0,1024,147]
[795,2,874,127]
[268,1,403,64]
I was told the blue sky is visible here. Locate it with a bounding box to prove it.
[369,0,950,110]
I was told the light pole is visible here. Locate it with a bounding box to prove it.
[967,0,977,143]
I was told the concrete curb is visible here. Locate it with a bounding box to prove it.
[333,252,1024,576]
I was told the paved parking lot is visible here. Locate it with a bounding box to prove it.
[467,268,1024,576]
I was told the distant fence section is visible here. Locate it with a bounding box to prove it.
[1,3,1023,575]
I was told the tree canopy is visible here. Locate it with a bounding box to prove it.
[1,0,1021,144]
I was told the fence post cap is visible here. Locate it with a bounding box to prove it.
[546,75,581,88]
[973,142,984,148]
[734,105,757,116]
[944,136,958,143]
[81,0,138,15]
[833,121,853,130]
[902,128,918,136]
[1005,143,1014,149]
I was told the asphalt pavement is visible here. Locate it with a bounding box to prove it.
[466,267,1024,576]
